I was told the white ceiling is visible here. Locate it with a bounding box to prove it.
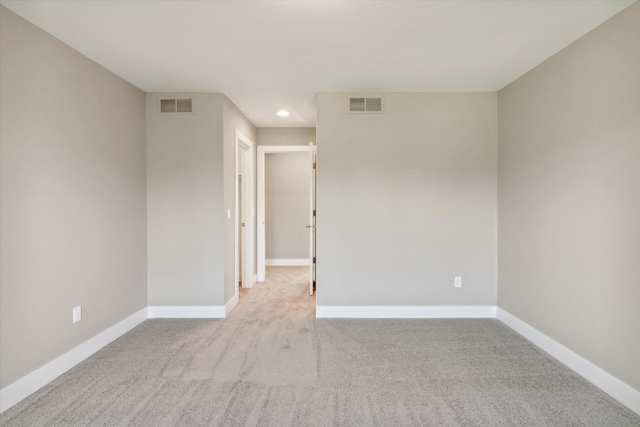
[1,0,635,127]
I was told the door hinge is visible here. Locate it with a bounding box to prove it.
[313,210,316,216]
[313,163,316,169]
[313,257,316,263]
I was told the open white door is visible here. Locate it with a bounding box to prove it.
[308,142,316,295]
[235,130,255,301]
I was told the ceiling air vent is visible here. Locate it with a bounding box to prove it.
[159,98,193,114]
[348,96,383,113]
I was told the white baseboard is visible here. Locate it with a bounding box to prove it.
[225,294,239,316]
[497,307,640,416]
[147,306,225,318]
[316,305,497,319]
[0,308,147,414]
[265,259,310,266]
[4,304,637,418]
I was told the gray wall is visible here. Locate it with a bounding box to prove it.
[265,153,311,260]
[223,97,256,303]
[316,93,497,306]
[147,93,225,306]
[257,127,316,146]
[147,94,255,307]
[498,2,640,392]
[0,6,147,389]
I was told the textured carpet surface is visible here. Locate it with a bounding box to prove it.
[1,266,638,426]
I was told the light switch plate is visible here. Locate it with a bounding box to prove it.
[73,306,82,323]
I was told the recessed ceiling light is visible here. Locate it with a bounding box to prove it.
[277,110,290,117]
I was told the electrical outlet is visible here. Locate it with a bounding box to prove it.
[73,306,82,323]
[454,276,462,288]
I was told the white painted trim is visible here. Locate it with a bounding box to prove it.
[147,306,225,318]
[257,145,314,283]
[235,130,256,292]
[308,142,316,297]
[316,305,497,319]
[0,308,147,414]
[225,294,239,316]
[256,150,265,281]
[497,308,640,416]
[266,259,311,266]
[258,146,313,153]
[3,304,637,418]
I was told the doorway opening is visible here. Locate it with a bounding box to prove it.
[257,144,316,296]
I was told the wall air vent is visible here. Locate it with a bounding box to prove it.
[159,98,193,114]
[348,96,383,113]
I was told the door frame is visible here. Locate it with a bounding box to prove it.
[235,130,255,299]
[308,142,317,296]
[256,145,314,282]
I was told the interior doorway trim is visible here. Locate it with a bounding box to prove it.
[235,131,256,304]
[256,145,313,282]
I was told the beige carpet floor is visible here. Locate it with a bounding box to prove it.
[1,266,638,426]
